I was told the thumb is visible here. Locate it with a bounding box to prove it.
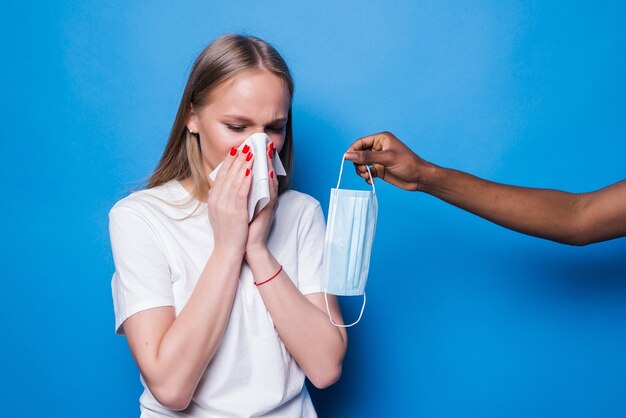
[344,150,394,166]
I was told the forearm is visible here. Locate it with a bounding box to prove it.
[144,248,243,407]
[246,248,347,388]
[423,166,587,245]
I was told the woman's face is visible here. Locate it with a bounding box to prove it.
[187,68,291,173]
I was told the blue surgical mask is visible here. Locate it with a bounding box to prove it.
[323,155,378,327]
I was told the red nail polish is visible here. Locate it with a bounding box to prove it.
[246,152,253,161]
[269,142,274,152]
[270,170,274,179]
[242,145,250,154]
[245,168,251,177]
[230,147,237,156]
[268,150,273,158]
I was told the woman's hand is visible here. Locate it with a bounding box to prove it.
[208,146,255,256]
[245,142,278,259]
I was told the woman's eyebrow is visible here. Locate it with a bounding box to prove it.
[223,115,253,123]
[223,115,288,124]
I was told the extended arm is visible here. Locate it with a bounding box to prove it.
[345,131,626,246]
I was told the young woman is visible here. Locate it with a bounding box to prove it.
[109,34,347,417]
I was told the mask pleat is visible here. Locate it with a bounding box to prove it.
[322,189,377,297]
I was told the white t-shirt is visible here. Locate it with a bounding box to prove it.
[109,180,326,418]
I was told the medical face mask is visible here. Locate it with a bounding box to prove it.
[322,155,378,327]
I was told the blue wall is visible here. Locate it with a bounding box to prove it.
[2,1,626,417]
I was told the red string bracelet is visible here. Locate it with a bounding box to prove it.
[254,265,283,287]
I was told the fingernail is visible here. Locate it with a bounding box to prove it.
[242,145,250,154]
[230,147,237,156]
[245,168,251,176]
[268,150,273,158]
[270,170,274,179]
[344,152,356,160]
[269,142,274,152]
[246,152,253,161]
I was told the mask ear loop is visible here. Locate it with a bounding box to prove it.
[325,291,366,328]
[337,154,376,194]
[323,155,374,327]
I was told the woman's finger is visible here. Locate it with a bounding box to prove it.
[214,147,238,185]
[237,153,254,204]
[267,143,278,202]
[223,148,252,194]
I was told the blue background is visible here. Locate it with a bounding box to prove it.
[2,1,625,417]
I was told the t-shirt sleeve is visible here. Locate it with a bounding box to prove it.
[296,202,326,295]
[109,205,174,335]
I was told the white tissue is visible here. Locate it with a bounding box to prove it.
[209,133,287,222]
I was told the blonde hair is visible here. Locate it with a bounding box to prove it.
[148,34,294,201]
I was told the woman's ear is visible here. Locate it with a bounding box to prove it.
[187,106,199,133]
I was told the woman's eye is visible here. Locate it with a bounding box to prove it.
[226,125,246,132]
[266,126,286,133]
